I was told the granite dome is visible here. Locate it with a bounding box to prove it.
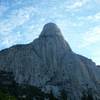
[39,23,63,37]
[0,23,100,100]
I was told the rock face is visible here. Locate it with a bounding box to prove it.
[0,70,14,86]
[0,23,100,99]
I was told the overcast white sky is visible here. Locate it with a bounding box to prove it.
[0,0,100,65]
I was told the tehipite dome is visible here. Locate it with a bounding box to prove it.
[0,22,100,99]
[39,22,63,37]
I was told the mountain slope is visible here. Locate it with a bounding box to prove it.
[0,23,100,100]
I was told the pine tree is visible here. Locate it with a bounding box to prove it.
[49,90,58,100]
[60,89,67,100]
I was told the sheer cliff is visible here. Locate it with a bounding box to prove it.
[0,23,100,100]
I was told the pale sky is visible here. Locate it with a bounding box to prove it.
[0,0,100,65]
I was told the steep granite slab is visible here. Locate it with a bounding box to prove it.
[0,23,100,99]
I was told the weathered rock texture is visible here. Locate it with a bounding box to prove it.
[0,23,100,100]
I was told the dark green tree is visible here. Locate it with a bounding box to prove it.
[48,90,58,100]
[81,89,94,100]
[60,89,67,100]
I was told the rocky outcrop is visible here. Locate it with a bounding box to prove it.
[0,70,14,86]
[0,23,100,100]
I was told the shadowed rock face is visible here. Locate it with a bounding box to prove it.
[0,23,100,100]
[40,23,62,37]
